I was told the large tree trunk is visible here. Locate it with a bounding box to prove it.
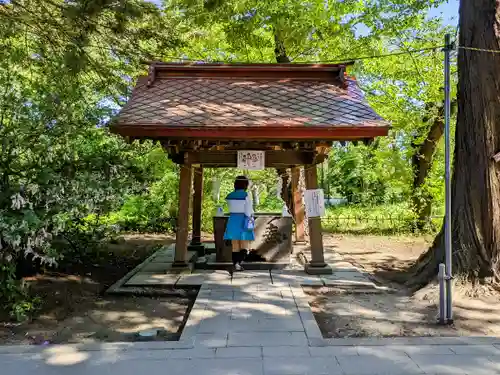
[408,0,500,288]
[276,168,293,213]
[274,35,294,214]
[411,101,456,231]
[274,33,291,63]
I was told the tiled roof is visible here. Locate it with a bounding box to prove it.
[114,64,389,132]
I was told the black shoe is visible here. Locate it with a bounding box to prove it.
[246,250,266,262]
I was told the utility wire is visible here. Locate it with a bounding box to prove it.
[9,5,500,64]
[302,46,443,64]
[8,3,500,62]
[149,46,445,65]
[458,46,500,54]
[146,45,500,65]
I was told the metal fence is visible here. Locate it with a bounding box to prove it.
[112,214,443,236]
[321,214,444,235]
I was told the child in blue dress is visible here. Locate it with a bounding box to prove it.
[224,176,255,271]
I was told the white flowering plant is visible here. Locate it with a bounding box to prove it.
[0,70,159,322]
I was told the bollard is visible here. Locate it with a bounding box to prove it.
[438,263,447,324]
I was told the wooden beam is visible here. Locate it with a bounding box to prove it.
[189,166,203,253]
[304,165,326,267]
[152,63,346,82]
[312,152,329,165]
[183,150,315,167]
[174,165,193,266]
[164,140,331,153]
[111,124,390,141]
[291,167,305,243]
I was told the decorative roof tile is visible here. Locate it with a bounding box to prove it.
[115,70,389,131]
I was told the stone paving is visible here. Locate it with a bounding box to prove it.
[4,315,500,375]
[180,271,316,348]
[4,341,500,375]
[4,246,500,374]
[107,243,384,293]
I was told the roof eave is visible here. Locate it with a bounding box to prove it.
[110,124,390,141]
[144,62,351,85]
[146,62,354,71]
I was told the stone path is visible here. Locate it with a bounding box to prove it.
[5,245,500,374]
[3,342,500,375]
[107,243,385,293]
[4,277,500,375]
[105,242,388,347]
[180,271,318,349]
[0,342,496,375]
[4,323,500,375]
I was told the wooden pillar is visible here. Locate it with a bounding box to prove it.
[189,166,205,255]
[291,167,306,243]
[304,164,332,274]
[174,164,193,267]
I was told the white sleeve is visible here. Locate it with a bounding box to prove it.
[244,194,254,217]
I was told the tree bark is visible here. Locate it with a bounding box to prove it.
[273,34,301,221]
[411,101,456,231]
[276,168,293,214]
[409,0,500,287]
[274,33,291,63]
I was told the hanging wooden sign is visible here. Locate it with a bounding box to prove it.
[237,150,265,170]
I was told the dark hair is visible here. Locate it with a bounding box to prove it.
[234,175,249,191]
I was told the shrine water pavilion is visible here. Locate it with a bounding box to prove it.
[112,63,389,275]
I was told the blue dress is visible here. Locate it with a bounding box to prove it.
[223,189,255,241]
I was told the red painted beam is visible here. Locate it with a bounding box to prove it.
[110,124,390,140]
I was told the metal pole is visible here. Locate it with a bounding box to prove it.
[438,263,446,324]
[443,33,453,323]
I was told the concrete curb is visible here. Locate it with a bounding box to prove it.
[290,284,500,348]
[290,286,325,347]
[316,336,500,346]
[106,245,171,294]
[0,338,196,355]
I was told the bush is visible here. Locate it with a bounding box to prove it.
[326,142,411,205]
[0,263,41,321]
[0,109,165,318]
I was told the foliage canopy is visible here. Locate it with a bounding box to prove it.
[0,0,456,318]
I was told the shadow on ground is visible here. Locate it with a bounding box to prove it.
[0,234,196,345]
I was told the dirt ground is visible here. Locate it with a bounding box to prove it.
[305,234,500,338]
[0,234,197,345]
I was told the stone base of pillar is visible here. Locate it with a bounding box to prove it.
[171,261,192,272]
[293,240,307,245]
[304,263,333,275]
[203,261,233,271]
[188,243,205,256]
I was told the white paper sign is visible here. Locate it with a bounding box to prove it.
[237,150,265,170]
[304,189,325,218]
